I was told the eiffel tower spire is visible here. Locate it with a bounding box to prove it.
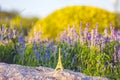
[55,48,64,71]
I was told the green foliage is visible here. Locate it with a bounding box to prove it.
[13,44,39,66]
[0,38,120,79]
[58,41,120,79]
[0,42,16,63]
[30,6,115,38]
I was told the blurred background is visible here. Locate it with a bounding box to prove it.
[0,0,120,38]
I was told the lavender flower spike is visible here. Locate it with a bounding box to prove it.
[117,49,120,61]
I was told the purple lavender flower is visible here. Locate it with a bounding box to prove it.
[84,26,88,40]
[7,33,11,39]
[34,50,41,59]
[59,29,67,42]
[94,34,104,49]
[19,42,25,58]
[90,28,95,46]
[33,41,37,50]
[66,37,72,44]
[1,24,4,32]
[117,49,120,60]
[86,22,89,27]
[32,41,41,59]
[5,27,9,33]
[104,37,110,42]
[110,27,117,40]
[104,27,108,38]
[95,23,98,38]
[44,41,54,58]
[52,45,57,58]
[45,49,50,58]
[71,27,75,33]
[18,35,24,43]
[13,27,17,38]
[21,42,25,48]
[47,41,53,48]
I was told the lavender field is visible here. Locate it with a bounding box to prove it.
[0,22,120,79]
[0,0,120,80]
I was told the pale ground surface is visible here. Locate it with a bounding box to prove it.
[0,63,110,80]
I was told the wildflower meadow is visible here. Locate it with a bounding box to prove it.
[0,22,120,79]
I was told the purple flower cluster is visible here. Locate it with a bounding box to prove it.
[30,29,42,43]
[17,33,25,58]
[32,40,41,59]
[57,24,79,45]
[0,24,17,44]
[57,23,120,48]
[117,49,120,60]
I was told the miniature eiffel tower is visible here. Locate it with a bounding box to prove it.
[55,48,64,71]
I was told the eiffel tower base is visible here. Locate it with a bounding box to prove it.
[55,65,64,71]
[55,48,64,71]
